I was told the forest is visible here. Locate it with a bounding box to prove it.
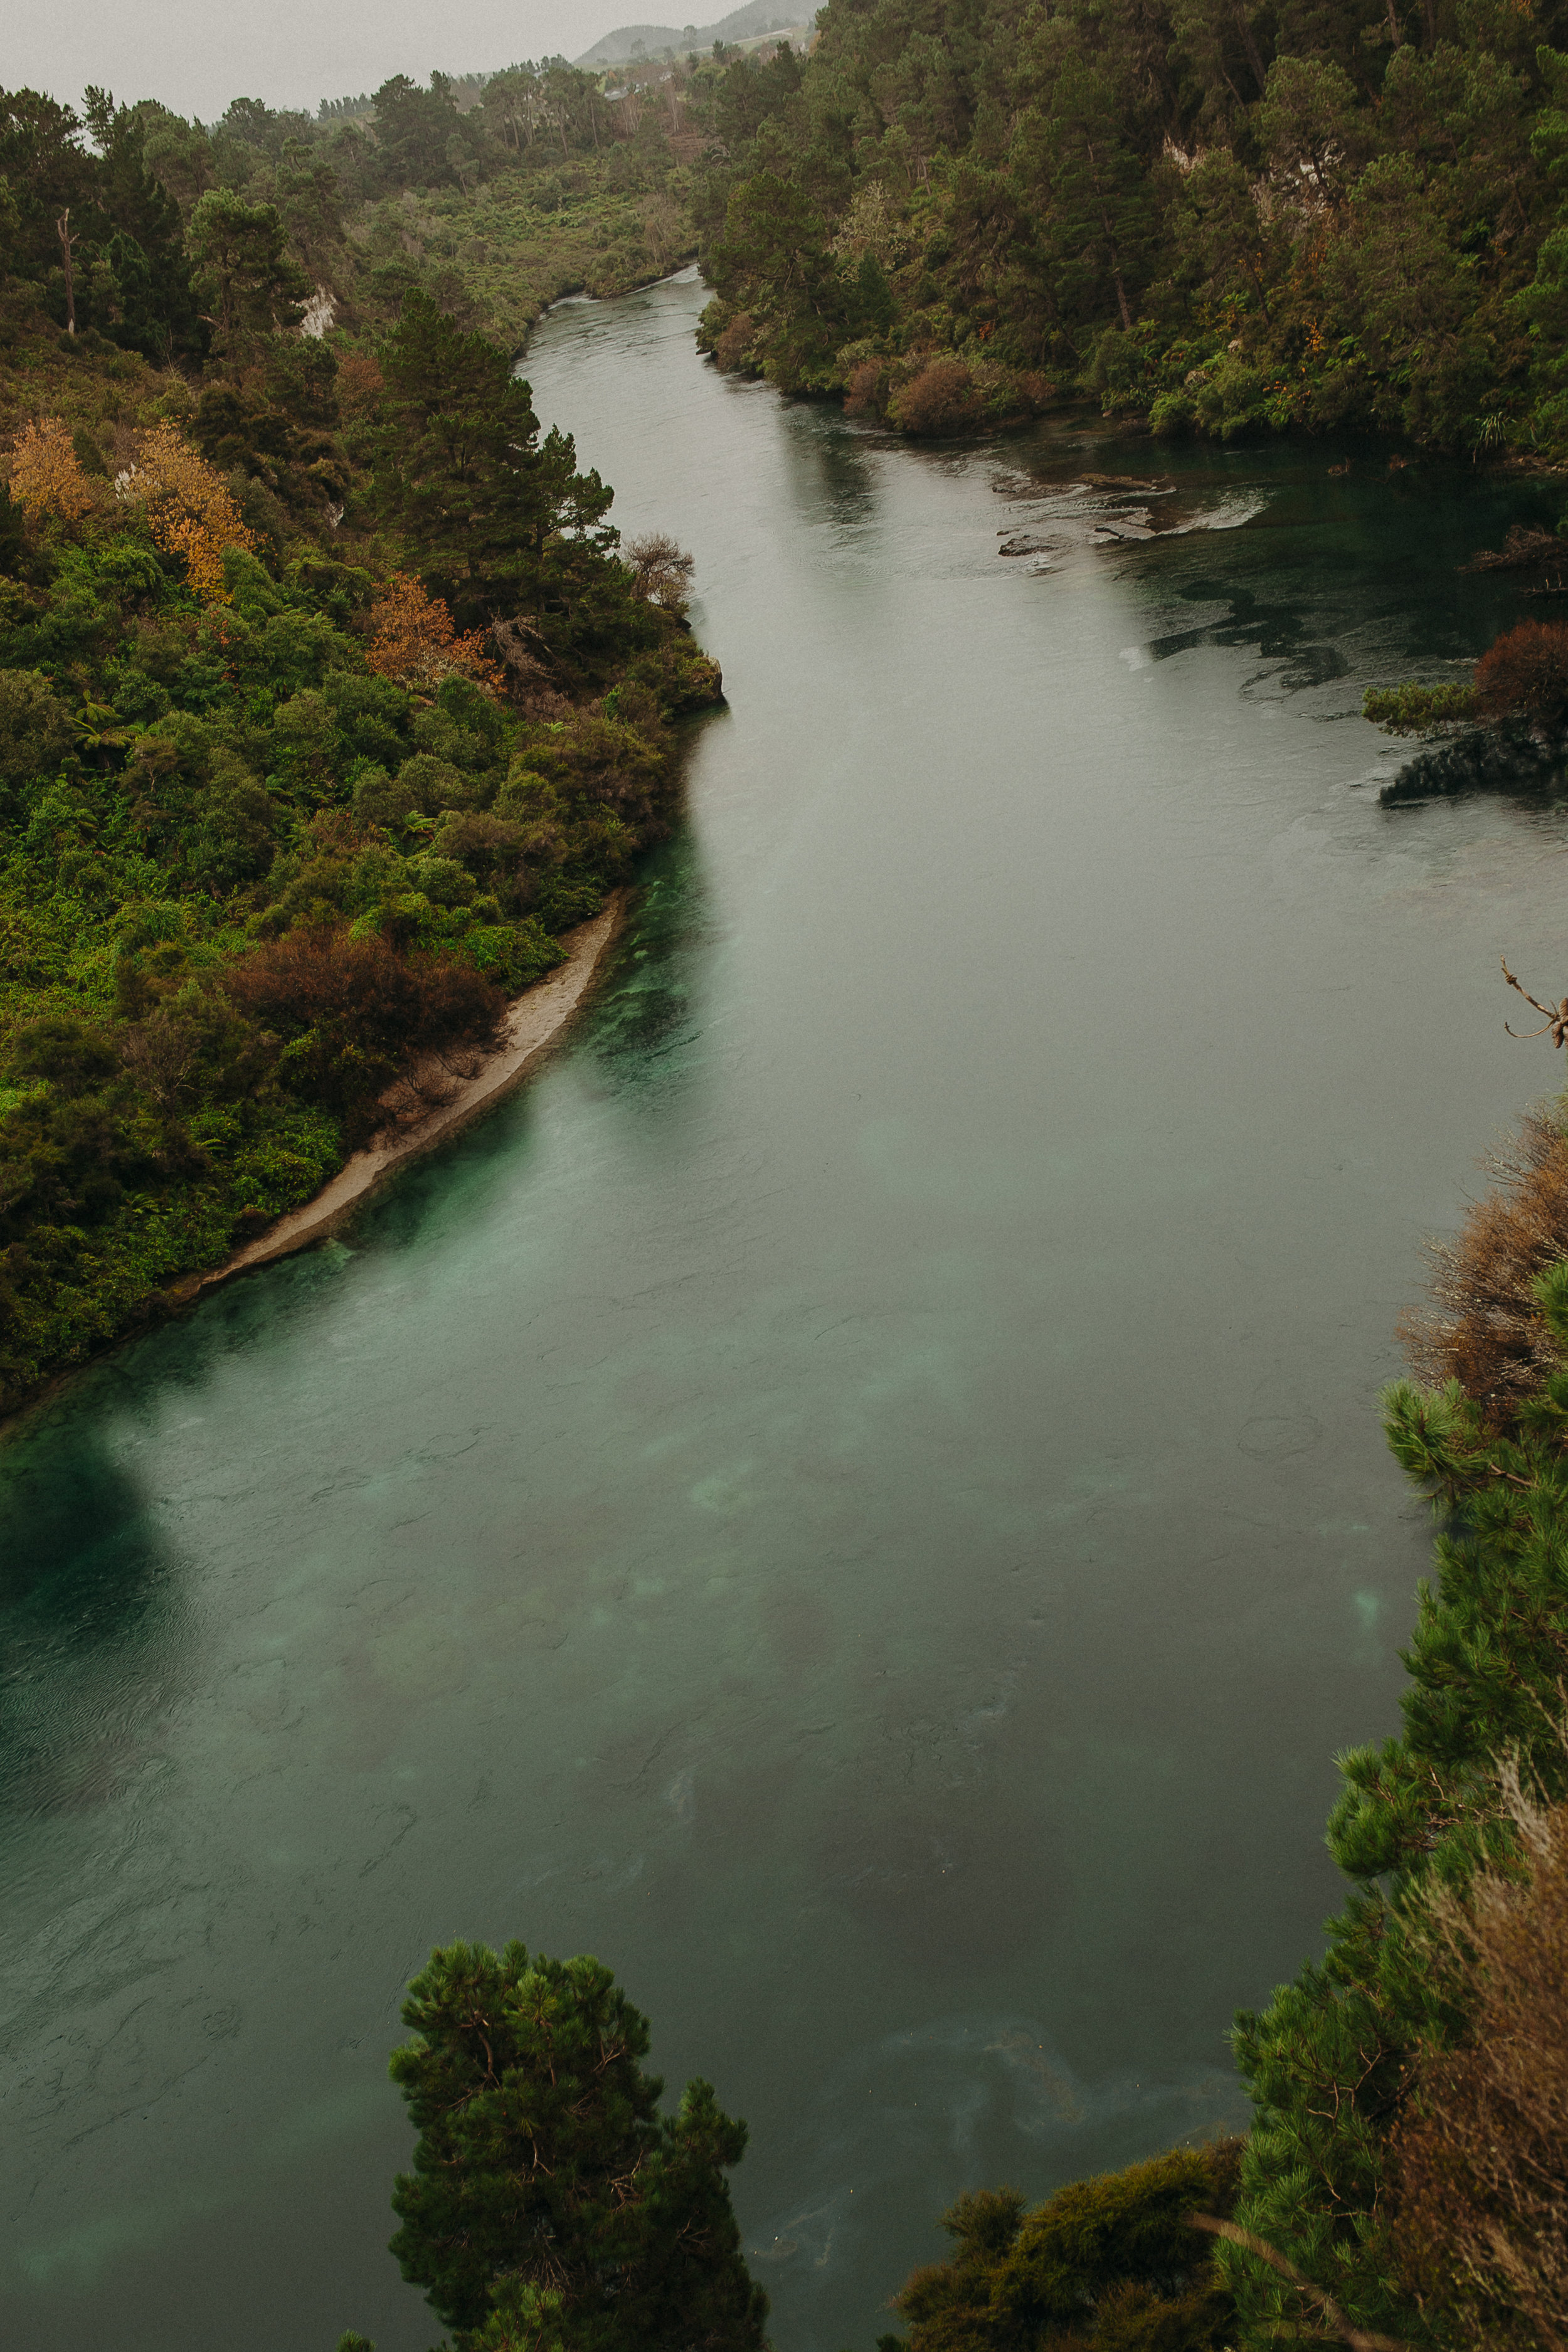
[0,65,725,1413]
[693,0,1568,450]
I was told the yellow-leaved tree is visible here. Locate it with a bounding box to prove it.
[116,420,255,605]
[8,418,97,526]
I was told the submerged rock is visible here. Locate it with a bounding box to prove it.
[1380,724,1567,805]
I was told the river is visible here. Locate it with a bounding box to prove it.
[4,268,1567,2352]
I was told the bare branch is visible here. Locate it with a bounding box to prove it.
[1501,958,1568,1047]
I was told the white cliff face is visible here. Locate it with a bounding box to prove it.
[299,284,336,339]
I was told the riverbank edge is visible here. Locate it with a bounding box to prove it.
[174,890,629,1305]
[506,252,701,363]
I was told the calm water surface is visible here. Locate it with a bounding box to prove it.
[6,270,1568,2351]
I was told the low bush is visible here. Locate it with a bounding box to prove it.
[845,359,887,418]
[891,359,980,437]
[888,2141,1244,2352]
[1474,620,1568,728]
[1363,681,1481,736]
[1397,1108,1568,1424]
[223,927,504,1126]
[713,310,756,372]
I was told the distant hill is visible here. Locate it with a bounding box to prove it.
[575,0,809,66]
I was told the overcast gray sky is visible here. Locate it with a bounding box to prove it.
[8,0,644,125]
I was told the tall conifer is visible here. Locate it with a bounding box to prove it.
[384,1940,769,2352]
[371,293,618,640]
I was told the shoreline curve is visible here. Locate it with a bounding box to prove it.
[177,891,629,1305]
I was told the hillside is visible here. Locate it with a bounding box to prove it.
[0,73,723,1411]
[693,0,1568,455]
[576,1,811,67]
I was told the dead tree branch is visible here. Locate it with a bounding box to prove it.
[1502,958,1568,1046]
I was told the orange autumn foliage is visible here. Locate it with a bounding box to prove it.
[8,417,97,526]
[117,420,255,605]
[364,572,504,696]
[336,351,385,420]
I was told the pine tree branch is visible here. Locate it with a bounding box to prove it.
[1186,2213,1419,2352]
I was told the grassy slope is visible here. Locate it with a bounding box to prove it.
[388,169,697,351]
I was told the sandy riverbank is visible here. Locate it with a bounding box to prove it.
[179,893,628,1303]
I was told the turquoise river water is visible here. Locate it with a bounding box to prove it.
[5,268,1568,2351]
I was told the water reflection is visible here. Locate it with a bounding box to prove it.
[1,1407,164,1624]
[746,2015,1250,2317]
[584,817,723,1089]
[803,426,883,534]
[0,1403,193,1818]
[780,413,884,548]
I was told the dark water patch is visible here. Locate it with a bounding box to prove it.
[1020,423,1562,685]
[1142,582,1350,691]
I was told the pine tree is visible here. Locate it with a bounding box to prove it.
[1010,32,1157,337]
[368,75,463,191]
[185,187,307,344]
[370,292,620,646]
[384,1939,769,2352]
[80,89,204,361]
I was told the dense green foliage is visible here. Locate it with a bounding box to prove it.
[694,0,1568,452]
[882,2142,1244,2351]
[1,58,708,368]
[0,74,723,1417]
[1363,679,1482,735]
[366,1939,768,2352]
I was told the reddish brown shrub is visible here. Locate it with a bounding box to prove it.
[223,926,504,1129]
[1399,1110,1568,1424]
[336,351,385,420]
[1474,620,1568,728]
[713,312,755,372]
[893,358,979,437]
[1389,1759,1568,2352]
